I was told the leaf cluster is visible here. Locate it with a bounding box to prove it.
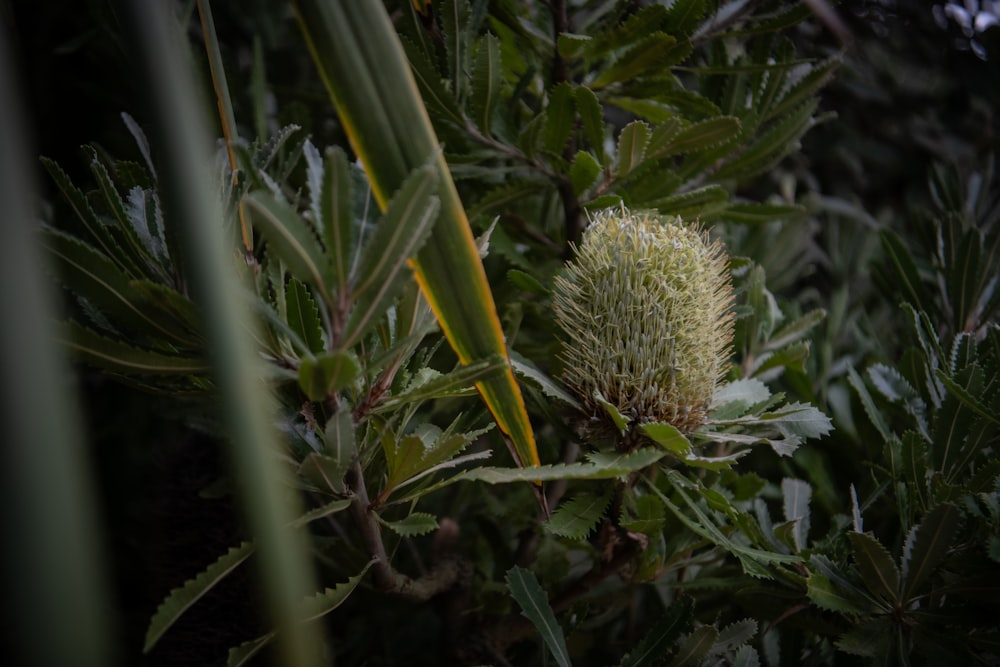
[44,1,991,666]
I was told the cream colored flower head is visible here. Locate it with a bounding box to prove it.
[553,207,734,435]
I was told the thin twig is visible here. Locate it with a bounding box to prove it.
[346,462,395,592]
[346,462,474,601]
[195,0,254,261]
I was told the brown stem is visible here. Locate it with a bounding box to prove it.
[346,462,395,592]
[549,0,569,85]
[347,462,473,601]
[559,179,583,256]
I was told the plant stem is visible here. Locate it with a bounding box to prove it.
[347,460,472,600]
[347,461,395,592]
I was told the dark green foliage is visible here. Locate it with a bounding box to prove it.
[23,0,1000,665]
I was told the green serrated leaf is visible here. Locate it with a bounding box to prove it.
[226,562,372,667]
[763,402,833,439]
[664,0,707,37]
[949,227,984,332]
[640,422,692,458]
[848,532,900,605]
[400,36,464,126]
[652,471,801,578]
[547,490,613,539]
[322,146,354,290]
[617,156,682,204]
[655,116,741,157]
[128,280,201,341]
[615,120,651,177]
[251,123,303,172]
[732,645,761,667]
[298,351,360,401]
[302,139,327,235]
[43,228,188,344]
[556,32,592,59]
[299,408,356,494]
[782,478,811,552]
[592,33,686,89]
[299,453,349,495]
[41,157,126,268]
[569,151,603,196]
[834,620,891,658]
[584,194,627,211]
[302,561,374,620]
[595,390,631,434]
[123,186,172,271]
[467,179,549,219]
[394,449,665,503]
[440,0,471,102]
[752,341,810,377]
[509,350,582,409]
[607,97,679,123]
[766,308,825,351]
[869,363,919,403]
[936,368,1000,427]
[711,378,771,416]
[345,163,440,348]
[507,269,549,295]
[385,421,494,494]
[144,542,255,652]
[225,633,274,667]
[286,278,325,354]
[289,498,352,528]
[574,85,607,163]
[543,82,575,155]
[879,230,934,316]
[721,202,806,225]
[621,597,694,667]
[644,88,721,118]
[712,618,758,654]
[58,321,208,376]
[470,32,502,135]
[378,511,439,536]
[765,56,840,122]
[848,367,894,443]
[506,567,571,667]
[713,100,818,181]
[246,192,331,305]
[621,494,666,537]
[901,431,928,508]
[518,110,546,158]
[649,184,729,217]
[808,554,881,614]
[806,571,867,615]
[85,149,159,278]
[670,626,718,667]
[376,356,506,412]
[901,502,961,600]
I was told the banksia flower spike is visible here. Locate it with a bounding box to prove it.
[553,207,734,439]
